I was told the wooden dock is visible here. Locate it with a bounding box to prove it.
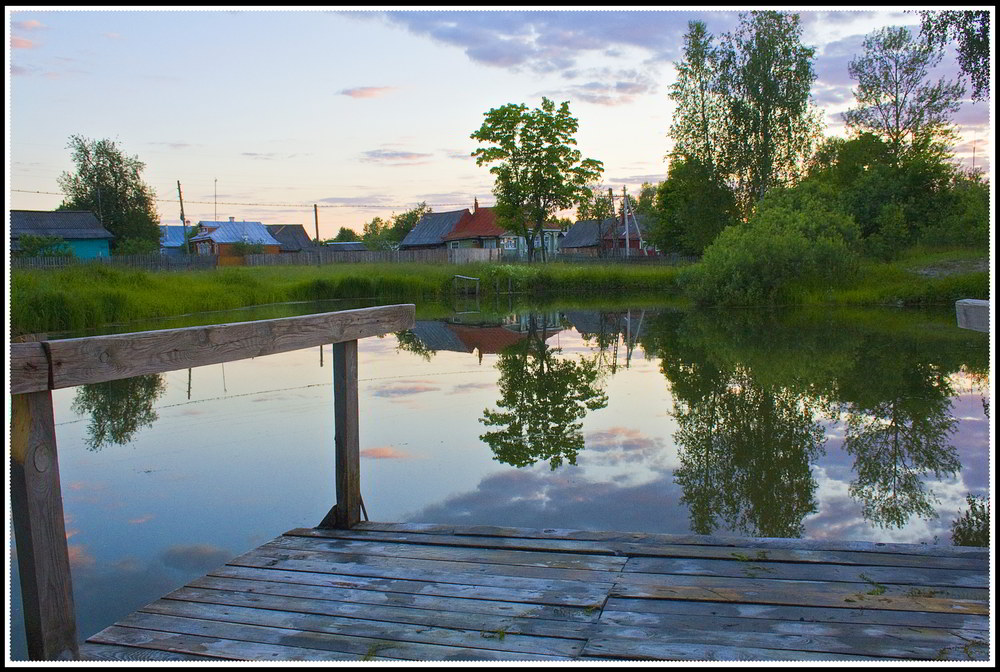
[80,522,989,662]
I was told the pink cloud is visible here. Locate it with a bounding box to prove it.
[68,545,95,569]
[340,86,396,99]
[361,445,413,459]
[129,514,154,524]
[12,19,45,30]
[11,36,37,49]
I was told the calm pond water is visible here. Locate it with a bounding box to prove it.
[8,300,990,658]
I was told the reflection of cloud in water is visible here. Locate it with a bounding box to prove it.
[361,445,413,460]
[582,426,666,465]
[160,543,233,572]
[405,468,690,534]
[448,381,497,394]
[370,381,441,398]
[67,545,95,568]
[129,514,154,524]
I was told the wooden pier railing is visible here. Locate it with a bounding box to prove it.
[8,305,415,660]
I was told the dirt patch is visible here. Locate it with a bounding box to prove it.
[910,259,989,277]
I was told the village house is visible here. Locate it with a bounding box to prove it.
[441,200,517,251]
[11,209,114,258]
[324,241,368,252]
[159,224,190,256]
[190,217,281,256]
[398,209,472,250]
[560,214,658,257]
[266,224,318,253]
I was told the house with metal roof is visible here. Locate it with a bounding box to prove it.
[191,218,281,256]
[602,214,658,256]
[265,224,318,253]
[398,209,471,250]
[559,219,608,256]
[160,225,191,256]
[11,210,114,259]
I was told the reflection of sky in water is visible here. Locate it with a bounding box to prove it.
[9,313,991,659]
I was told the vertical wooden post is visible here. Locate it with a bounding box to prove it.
[10,391,79,660]
[332,340,361,528]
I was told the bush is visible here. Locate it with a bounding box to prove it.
[113,237,160,255]
[951,495,989,547]
[864,204,909,261]
[16,234,73,258]
[681,185,860,305]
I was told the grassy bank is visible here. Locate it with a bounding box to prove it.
[9,250,986,336]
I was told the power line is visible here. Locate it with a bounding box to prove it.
[10,189,483,210]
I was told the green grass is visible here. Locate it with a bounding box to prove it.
[10,248,987,336]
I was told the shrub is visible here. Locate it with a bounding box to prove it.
[951,495,989,547]
[16,234,73,258]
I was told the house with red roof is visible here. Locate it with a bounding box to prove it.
[443,199,564,257]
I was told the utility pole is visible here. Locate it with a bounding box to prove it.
[177,181,189,254]
[622,186,629,258]
[314,204,321,266]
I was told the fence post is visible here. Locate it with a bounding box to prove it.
[331,340,361,528]
[10,391,79,660]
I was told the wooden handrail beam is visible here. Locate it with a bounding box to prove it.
[9,305,415,393]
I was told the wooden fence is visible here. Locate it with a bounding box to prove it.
[245,247,502,267]
[9,305,416,660]
[11,253,219,272]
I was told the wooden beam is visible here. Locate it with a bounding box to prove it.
[10,342,50,395]
[10,391,79,660]
[11,304,414,393]
[331,340,360,528]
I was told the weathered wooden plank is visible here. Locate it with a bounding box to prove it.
[142,598,586,657]
[240,543,620,587]
[229,549,613,604]
[79,642,218,661]
[10,391,78,661]
[598,608,987,650]
[590,622,978,660]
[604,597,990,631]
[581,636,885,662]
[196,571,602,623]
[35,305,414,391]
[332,339,360,529]
[10,342,49,395]
[343,525,985,569]
[110,612,570,661]
[351,522,988,558]
[268,534,628,572]
[611,573,988,615]
[624,556,988,589]
[88,626,400,661]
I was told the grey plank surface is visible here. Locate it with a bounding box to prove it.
[83,523,990,662]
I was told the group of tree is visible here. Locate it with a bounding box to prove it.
[58,134,163,254]
[643,10,988,305]
[352,202,432,250]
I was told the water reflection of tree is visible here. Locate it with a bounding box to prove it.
[71,374,167,451]
[837,347,962,528]
[394,329,435,361]
[480,314,608,469]
[671,366,826,538]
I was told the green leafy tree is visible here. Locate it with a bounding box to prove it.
[15,234,73,258]
[361,216,394,250]
[57,135,161,251]
[635,182,659,218]
[951,495,989,547]
[576,184,615,222]
[71,374,167,451]
[844,26,964,165]
[650,157,738,256]
[471,97,604,261]
[480,315,608,469]
[390,202,431,242]
[113,237,160,255]
[918,10,990,101]
[669,20,728,178]
[331,226,361,243]
[717,11,823,217]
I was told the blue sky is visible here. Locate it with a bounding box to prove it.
[7,7,993,239]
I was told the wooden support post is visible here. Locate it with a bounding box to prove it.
[10,391,79,660]
[331,340,361,528]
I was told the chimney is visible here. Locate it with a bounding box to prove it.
[229,216,235,222]
[474,197,478,213]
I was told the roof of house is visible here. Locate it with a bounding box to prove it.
[325,241,367,252]
[160,225,189,248]
[604,214,652,240]
[449,324,528,355]
[443,206,507,241]
[11,210,114,243]
[399,209,470,248]
[560,219,608,249]
[266,224,316,252]
[410,321,469,353]
[190,221,281,246]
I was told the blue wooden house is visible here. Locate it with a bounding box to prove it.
[11,210,114,258]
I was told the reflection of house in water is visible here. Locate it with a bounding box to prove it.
[409,316,570,364]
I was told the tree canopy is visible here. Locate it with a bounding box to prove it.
[918,10,990,101]
[57,135,161,252]
[471,97,603,260]
[844,26,964,165]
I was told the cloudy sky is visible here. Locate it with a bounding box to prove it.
[6,7,992,239]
